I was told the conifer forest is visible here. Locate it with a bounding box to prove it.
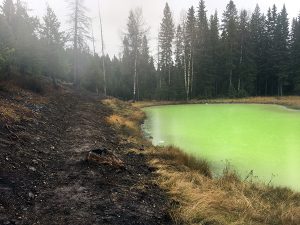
[1,0,300,100]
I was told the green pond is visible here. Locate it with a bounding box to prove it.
[143,104,300,191]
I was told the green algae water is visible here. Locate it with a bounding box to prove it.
[143,104,300,191]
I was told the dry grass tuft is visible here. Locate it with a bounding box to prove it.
[0,100,34,124]
[150,146,212,178]
[103,98,146,137]
[106,114,139,136]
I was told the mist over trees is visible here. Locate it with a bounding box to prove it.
[1,0,300,99]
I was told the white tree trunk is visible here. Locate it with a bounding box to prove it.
[98,0,107,96]
[133,51,138,101]
[73,0,79,86]
[184,51,188,101]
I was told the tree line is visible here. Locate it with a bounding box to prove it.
[1,0,300,100]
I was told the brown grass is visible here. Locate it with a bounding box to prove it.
[134,96,300,110]
[0,81,51,124]
[105,97,300,225]
[0,99,34,124]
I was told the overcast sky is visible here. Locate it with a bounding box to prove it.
[1,0,300,57]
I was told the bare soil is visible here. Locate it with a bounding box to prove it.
[0,87,172,225]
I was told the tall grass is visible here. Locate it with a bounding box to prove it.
[134,96,300,110]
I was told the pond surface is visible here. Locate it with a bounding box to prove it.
[143,104,300,191]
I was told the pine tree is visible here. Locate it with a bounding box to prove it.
[237,10,256,96]
[264,5,278,95]
[291,14,300,93]
[13,0,41,76]
[159,3,175,92]
[1,0,15,25]
[174,25,185,99]
[121,36,133,99]
[195,0,210,97]
[40,5,67,85]
[139,36,156,99]
[250,4,267,95]
[274,5,289,96]
[208,11,220,96]
[221,0,239,95]
[0,1,14,77]
[41,5,65,46]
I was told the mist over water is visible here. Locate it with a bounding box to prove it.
[143,104,300,191]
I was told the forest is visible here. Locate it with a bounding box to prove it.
[1,0,300,100]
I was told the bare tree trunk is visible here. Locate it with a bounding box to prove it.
[168,63,171,86]
[229,43,233,90]
[187,50,191,101]
[238,44,243,92]
[157,35,161,89]
[191,51,194,98]
[184,50,188,101]
[91,24,96,56]
[133,51,138,101]
[278,79,283,97]
[91,23,98,94]
[73,0,79,87]
[98,0,107,96]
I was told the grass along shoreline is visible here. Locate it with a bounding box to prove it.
[133,96,300,110]
[104,97,300,225]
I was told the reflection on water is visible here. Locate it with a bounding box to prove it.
[143,104,300,191]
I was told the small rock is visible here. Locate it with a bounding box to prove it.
[32,159,38,164]
[29,167,36,172]
[3,221,11,225]
[50,146,55,150]
[28,192,34,199]
[5,157,9,161]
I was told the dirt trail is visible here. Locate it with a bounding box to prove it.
[0,89,172,225]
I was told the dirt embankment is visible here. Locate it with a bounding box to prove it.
[0,85,172,225]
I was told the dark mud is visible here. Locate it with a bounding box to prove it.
[0,88,172,225]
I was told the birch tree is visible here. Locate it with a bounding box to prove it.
[221,0,239,94]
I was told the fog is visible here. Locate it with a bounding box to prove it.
[2,0,300,56]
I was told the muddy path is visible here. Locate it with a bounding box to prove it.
[0,89,172,225]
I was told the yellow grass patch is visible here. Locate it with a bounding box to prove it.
[106,114,138,136]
